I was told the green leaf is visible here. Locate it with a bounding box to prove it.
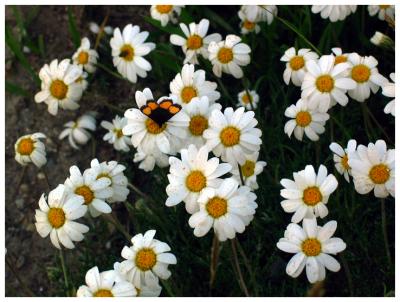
[5,81,30,97]
[67,7,81,48]
[200,7,235,32]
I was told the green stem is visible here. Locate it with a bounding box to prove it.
[103,214,131,242]
[209,233,220,294]
[380,198,392,268]
[364,104,393,144]
[230,239,250,297]
[59,249,70,297]
[95,62,125,80]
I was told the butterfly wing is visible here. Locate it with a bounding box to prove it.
[140,100,182,127]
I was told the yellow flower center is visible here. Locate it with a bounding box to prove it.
[351,64,371,83]
[156,5,173,14]
[302,238,322,257]
[135,248,157,271]
[369,164,390,184]
[341,154,350,170]
[94,289,114,297]
[242,93,252,104]
[75,185,94,205]
[77,51,89,65]
[206,196,228,218]
[217,47,234,64]
[189,115,208,136]
[17,138,35,155]
[114,129,124,138]
[379,5,390,9]
[243,20,255,30]
[186,170,207,192]
[334,55,347,65]
[295,111,312,127]
[181,86,197,103]
[120,44,135,61]
[302,186,322,206]
[50,79,68,100]
[186,34,203,50]
[146,118,166,134]
[241,160,256,178]
[220,126,241,147]
[315,75,334,93]
[47,208,66,229]
[289,55,305,71]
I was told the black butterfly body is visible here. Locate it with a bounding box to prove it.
[140,99,182,127]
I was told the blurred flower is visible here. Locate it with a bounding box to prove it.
[311,5,357,22]
[133,145,169,172]
[231,151,266,190]
[368,5,394,21]
[329,139,357,182]
[165,144,232,214]
[169,63,220,106]
[277,218,346,283]
[72,37,98,73]
[281,47,319,87]
[59,113,96,149]
[208,34,251,78]
[370,31,395,51]
[284,98,329,141]
[280,165,338,223]
[75,68,89,91]
[382,72,395,116]
[15,132,47,168]
[34,59,83,115]
[348,140,395,198]
[238,8,260,35]
[150,5,184,27]
[119,230,177,288]
[170,18,222,65]
[35,184,89,249]
[77,266,136,297]
[110,24,155,83]
[101,115,132,152]
[89,21,113,35]
[237,90,259,110]
[330,47,350,65]
[188,178,257,241]
[241,5,277,24]
[204,107,262,165]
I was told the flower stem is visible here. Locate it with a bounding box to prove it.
[209,233,220,293]
[230,239,250,296]
[6,255,36,296]
[59,249,70,297]
[102,213,131,242]
[238,163,245,186]
[380,198,392,268]
[364,104,393,144]
[42,167,51,191]
[95,62,125,80]
[94,10,110,50]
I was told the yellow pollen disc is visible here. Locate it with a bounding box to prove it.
[379,5,390,9]
[341,154,350,170]
[186,170,207,192]
[189,115,208,136]
[295,111,312,127]
[220,126,241,147]
[114,128,124,138]
[181,86,197,103]
[47,208,66,229]
[206,196,228,218]
[242,94,252,104]
[146,118,166,134]
[315,75,334,93]
[241,160,256,178]
[334,55,347,65]
[50,79,68,100]
[369,164,390,184]
[77,51,89,65]
[75,185,94,205]
[17,138,35,155]
[289,55,305,71]
[302,186,322,206]
[120,44,135,61]
[302,238,322,257]
[217,47,234,64]
[186,34,203,50]
[243,20,255,30]
[156,5,173,14]
[351,64,371,83]
[94,289,114,297]
[135,248,157,271]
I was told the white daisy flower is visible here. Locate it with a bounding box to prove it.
[281,47,319,87]
[383,72,395,116]
[72,37,98,73]
[348,140,395,198]
[368,5,395,21]
[123,88,189,156]
[150,5,184,27]
[34,59,83,115]
[238,8,261,35]
[242,5,278,24]
[204,106,262,165]
[110,24,155,83]
[133,145,169,172]
[77,266,136,297]
[277,218,346,284]
[331,47,350,66]
[89,159,129,203]
[170,18,222,65]
[169,63,220,106]
[231,151,266,190]
[347,53,388,102]
[119,230,177,288]
[237,90,259,110]
[188,178,257,241]
[89,22,113,35]
[75,68,89,91]
[35,184,89,249]
[284,98,330,142]
[59,113,96,150]
[15,132,47,168]
[64,165,113,217]
[208,34,251,79]
[280,164,338,223]
[302,55,356,111]
[165,144,232,214]
[329,139,357,183]
[311,5,357,22]
[183,96,222,148]
[101,115,132,152]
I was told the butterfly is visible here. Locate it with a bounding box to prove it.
[140,99,182,127]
